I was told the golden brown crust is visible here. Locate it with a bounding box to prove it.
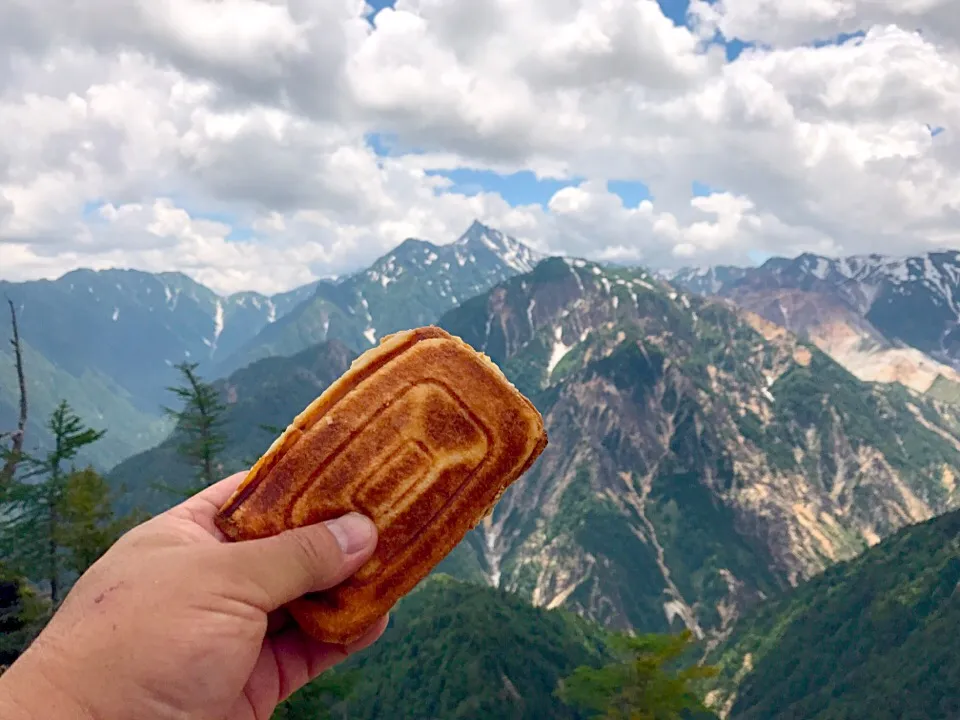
[214,326,547,644]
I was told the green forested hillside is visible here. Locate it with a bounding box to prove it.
[708,509,960,719]
[290,575,615,720]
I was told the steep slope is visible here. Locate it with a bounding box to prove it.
[336,575,612,720]
[0,338,169,470]
[668,251,960,395]
[435,257,960,645]
[107,340,355,514]
[0,270,316,468]
[217,220,543,374]
[706,509,960,720]
[731,289,960,394]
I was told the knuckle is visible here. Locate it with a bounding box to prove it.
[289,526,340,578]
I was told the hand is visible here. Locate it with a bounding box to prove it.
[0,471,388,720]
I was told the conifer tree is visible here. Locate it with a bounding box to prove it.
[557,630,718,719]
[57,467,145,578]
[0,401,106,605]
[163,361,227,497]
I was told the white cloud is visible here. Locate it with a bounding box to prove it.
[0,0,959,294]
[689,0,960,50]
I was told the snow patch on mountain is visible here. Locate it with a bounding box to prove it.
[547,326,573,376]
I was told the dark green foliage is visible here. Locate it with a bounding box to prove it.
[339,576,613,719]
[711,510,960,719]
[557,630,718,719]
[0,571,49,668]
[273,669,361,719]
[162,362,227,497]
[56,468,145,579]
[0,401,107,604]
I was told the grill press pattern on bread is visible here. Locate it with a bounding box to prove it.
[214,326,548,644]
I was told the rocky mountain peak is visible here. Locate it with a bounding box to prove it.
[455,219,543,274]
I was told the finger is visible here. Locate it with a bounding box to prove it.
[170,471,249,520]
[274,615,390,700]
[190,470,251,509]
[214,513,378,610]
[236,614,389,717]
[161,471,250,539]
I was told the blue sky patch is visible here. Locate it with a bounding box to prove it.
[692,181,722,197]
[365,132,430,157]
[812,30,866,48]
[82,199,105,220]
[227,227,255,242]
[608,180,652,208]
[748,249,774,264]
[427,168,582,207]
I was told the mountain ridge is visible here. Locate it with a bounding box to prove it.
[1,220,542,469]
[433,255,960,644]
[666,250,960,398]
[213,220,544,375]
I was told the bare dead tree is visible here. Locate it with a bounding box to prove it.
[1,298,27,485]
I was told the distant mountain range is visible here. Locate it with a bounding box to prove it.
[216,220,543,375]
[0,221,541,468]
[0,269,316,467]
[664,251,960,399]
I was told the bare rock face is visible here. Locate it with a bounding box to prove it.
[668,250,960,397]
[439,257,960,646]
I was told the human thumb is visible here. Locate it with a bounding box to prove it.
[214,513,378,611]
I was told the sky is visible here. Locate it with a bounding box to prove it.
[0,0,958,294]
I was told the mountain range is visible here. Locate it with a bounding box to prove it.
[216,220,542,375]
[666,251,960,399]
[0,221,540,469]
[109,251,960,659]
